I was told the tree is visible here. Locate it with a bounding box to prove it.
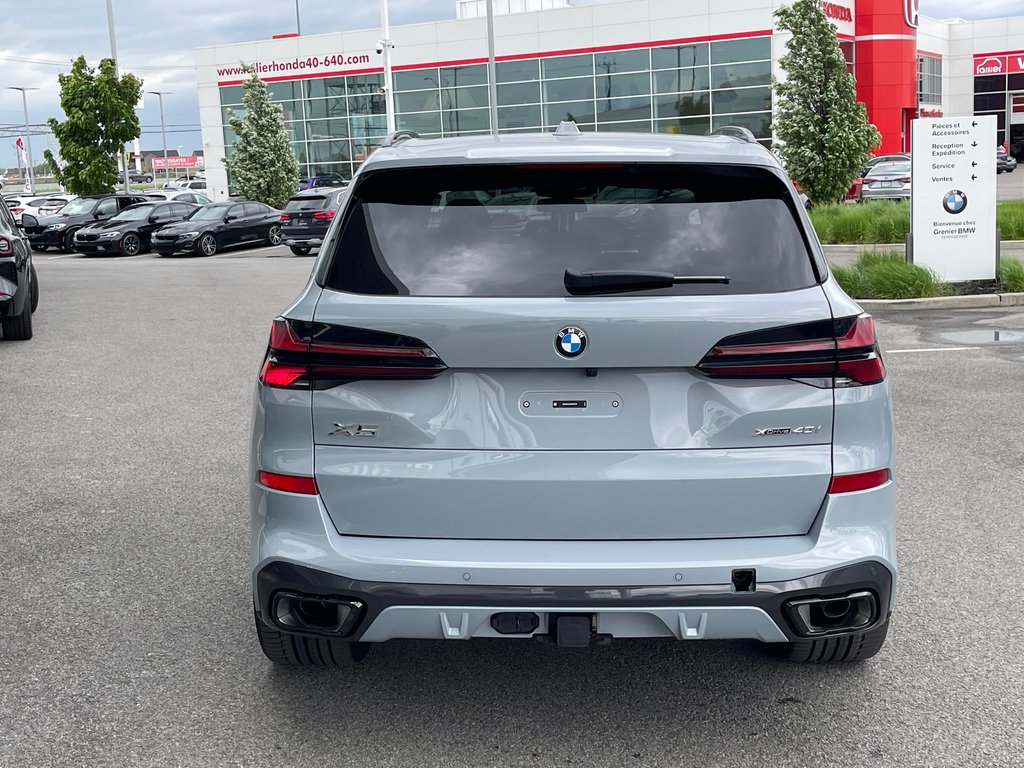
[224,68,299,209]
[773,0,880,205]
[44,57,142,195]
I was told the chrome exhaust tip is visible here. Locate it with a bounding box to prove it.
[784,590,877,637]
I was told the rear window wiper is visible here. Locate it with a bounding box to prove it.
[564,269,731,295]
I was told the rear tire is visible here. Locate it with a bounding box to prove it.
[289,245,312,256]
[775,618,889,663]
[254,610,369,667]
[2,293,33,340]
[30,265,39,313]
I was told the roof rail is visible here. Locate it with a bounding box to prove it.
[380,130,421,148]
[708,126,757,144]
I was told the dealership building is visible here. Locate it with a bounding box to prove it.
[193,0,1024,198]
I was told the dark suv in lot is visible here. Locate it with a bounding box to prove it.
[280,187,346,255]
[0,199,38,340]
[21,193,150,253]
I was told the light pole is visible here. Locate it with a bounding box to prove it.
[379,0,396,134]
[105,0,131,193]
[147,91,172,185]
[485,0,497,137]
[295,0,302,34]
[8,87,39,194]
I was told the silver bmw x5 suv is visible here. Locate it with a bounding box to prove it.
[250,124,895,666]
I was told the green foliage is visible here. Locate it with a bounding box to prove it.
[833,252,946,299]
[43,57,142,196]
[999,257,1024,293]
[810,201,910,243]
[998,200,1024,241]
[223,67,299,209]
[773,0,880,206]
[811,200,1024,243]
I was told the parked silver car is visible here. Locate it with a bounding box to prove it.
[250,125,896,666]
[860,161,912,201]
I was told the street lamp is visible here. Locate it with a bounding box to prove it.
[105,0,131,193]
[147,91,172,185]
[378,0,396,134]
[295,0,302,34]
[7,87,39,194]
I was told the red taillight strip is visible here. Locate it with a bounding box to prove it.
[309,341,436,358]
[257,470,319,495]
[260,358,307,388]
[269,317,308,352]
[709,338,836,357]
[828,469,891,494]
[312,210,336,219]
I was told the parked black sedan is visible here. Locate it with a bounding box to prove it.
[0,198,37,340]
[73,201,198,256]
[21,193,151,252]
[151,201,283,256]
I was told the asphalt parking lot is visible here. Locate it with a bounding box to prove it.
[2,254,1024,767]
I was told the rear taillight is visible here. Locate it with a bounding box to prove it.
[259,317,448,389]
[258,470,318,495]
[279,213,291,222]
[312,210,336,220]
[894,177,911,183]
[11,208,24,214]
[697,314,885,387]
[828,468,891,494]
[0,236,12,256]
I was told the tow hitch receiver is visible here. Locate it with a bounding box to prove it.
[535,614,611,648]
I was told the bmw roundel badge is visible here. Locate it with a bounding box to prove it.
[556,326,587,358]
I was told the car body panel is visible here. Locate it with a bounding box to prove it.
[0,201,33,322]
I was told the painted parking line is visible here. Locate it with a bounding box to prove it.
[886,346,981,354]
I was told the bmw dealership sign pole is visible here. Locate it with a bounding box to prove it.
[910,115,997,281]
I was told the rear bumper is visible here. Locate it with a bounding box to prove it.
[282,229,328,246]
[254,559,891,643]
[251,479,897,642]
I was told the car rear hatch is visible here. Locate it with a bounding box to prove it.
[271,161,873,541]
[282,193,337,238]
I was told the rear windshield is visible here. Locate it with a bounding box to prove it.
[323,163,815,297]
[286,195,329,211]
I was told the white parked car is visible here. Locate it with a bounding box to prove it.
[6,194,77,225]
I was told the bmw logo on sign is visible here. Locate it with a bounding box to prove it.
[556,326,587,358]
[942,189,968,215]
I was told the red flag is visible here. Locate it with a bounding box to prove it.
[15,137,25,152]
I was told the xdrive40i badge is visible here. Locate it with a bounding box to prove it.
[754,426,822,436]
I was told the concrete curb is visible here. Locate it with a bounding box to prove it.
[859,293,1024,310]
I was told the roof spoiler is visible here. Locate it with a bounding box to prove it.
[380,130,421,148]
[708,126,758,143]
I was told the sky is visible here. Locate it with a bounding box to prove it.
[0,0,1020,171]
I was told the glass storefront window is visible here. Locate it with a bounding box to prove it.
[653,67,710,94]
[596,119,652,132]
[442,85,490,110]
[712,86,772,114]
[396,89,441,113]
[304,77,346,99]
[654,92,710,119]
[284,120,306,141]
[498,81,541,105]
[348,94,385,116]
[349,115,387,138]
[442,108,490,133]
[651,43,709,69]
[267,81,304,101]
[711,61,771,89]
[543,76,595,103]
[655,116,711,135]
[595,49,649,73]
[306,97,347,119]
[974,93,1005,112]
[544,100,596,125]
[712,111,771,138]
[711,37,771,65]
[596,95,652,122]
[542,54,594,79]
[603,71,651,98]
[307,119,350,140]
[397,111,443,134]
[219,86,244,105]
[308,140,352,164]
[394,69,437,92]
[498,105,542,129]
[440,64,488,87]
[497,59,540,83]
